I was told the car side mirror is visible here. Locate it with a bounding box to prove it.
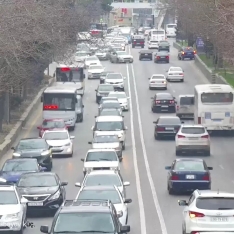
[153,121,157,124]
[91,126,94,130]
[124,126,128,130]
[88,141,92,144]
[82,105,84,108]
[40,226,49,234]
[123,77,126,79]
[165,166,171,170]
[75,182,81,187]
[178,200,188,206]
[70,136,75,139]
[95,89,97,92]
[81,159,84,162]
[83,74,85,79]
[61,182,68,186]
[123,181,130,186]
[121,226,130,233]
[48,145,53,149]
[21,197,28,204]
[41,96,43,102]
[124,198,132,204]
[148,78,150,79]
[208,167,213,170]
[181,121,184,124]
[151,97,154,99]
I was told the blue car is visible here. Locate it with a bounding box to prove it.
[178,47,196,60]
[0,158,46,183]
[165,158,213,194]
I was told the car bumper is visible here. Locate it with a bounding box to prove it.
[118,58,133,63]
[148,45,158,49]
[167,76,184,81]
[149,83,167,88]
[153,105,176,112]
[88,74,101,79]
[155,59,169,62]
[0,220,23,231]
[51,146,73,156]
[140,55,152,59]
[132,44,144,47]
[182,55,194,59]
[176,145,210,151]
[170,180,210,191]
[156,131,177,137]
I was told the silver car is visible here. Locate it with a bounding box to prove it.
[108,91,129,111]
[166,66,184,82]
[98,100,122,115]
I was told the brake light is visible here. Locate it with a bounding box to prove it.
[179,73,183,75]
[43,105,58,110]
[171,175,179,180]
[166,56,169,59]
[177,135,185,138]
[155,100,160,104]
[202,174,210,181]
[157,56,160,59]
[198,117,201,124]
[177,105,179,111]
[134,42,136,44]
[201,135,209,139]
[191,232,199,234]
[140,42,144,44]
[60,67,70,72]
[189,211,205,218]
[170,100,174,104]
[182,52,185,55]
[194,51,196,54]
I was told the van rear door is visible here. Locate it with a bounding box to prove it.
[177,95,194,118]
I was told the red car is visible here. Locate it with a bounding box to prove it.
[37,119,68,137]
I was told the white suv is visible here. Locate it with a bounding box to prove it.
[179,190,234,234]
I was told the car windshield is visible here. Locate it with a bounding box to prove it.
[18,175,57,187]
[2,160,38,172]
[89,65,103,70]
[196,198,234,210]
[54,212,115,233]
[0,191,18,205]
[42,120,65,128]
[102,102,121,109]
[152,76,165,79]
[158,118,181,125]
[86,151,117,161]
[43,132,68,140]
[181,127,205,134]
[106,74,122,79]
[93,135,119,143]
[86,57,98,61]
[100,109,120,116]
[96,121,123,131]
[78,190,121,204]
[17,139,47,150]
[117,51,128,55]
[98,85,114,92]
[174,161,205,171]
[169,67,182,72]
[85,174,122,187]
[108,93,126,98]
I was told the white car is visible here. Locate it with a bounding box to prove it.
[95,50,108,60]
[111,38,126,47]
[84,56,100,69]
[166,66,184,82]
[81,149,120,175]
[88,134,123,160]
[42,130,74,157]
[175,125,210,156]
[76,185,132,225]
[108,91,129,111]
[148,74,167,90]
[114,51,133,63]
[179,190,234,233]
[110,43,125,51]
[88,64,105,79]
[75,51,90,62]
[148,40,159,49]
[75,170,130,198]
[105,73,125,91]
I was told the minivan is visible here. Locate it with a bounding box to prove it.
[176,95,194,119]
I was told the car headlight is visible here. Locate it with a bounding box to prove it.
[64,143,70,146]
[5,213,20,220]
[41,150,50,156]
[13,152,21,157]
[48,190,60,201]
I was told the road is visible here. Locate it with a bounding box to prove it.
[2,38,234,234]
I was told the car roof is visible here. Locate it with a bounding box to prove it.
[82,186,117,191]
[95,116,123,122]
[87,149,116,153]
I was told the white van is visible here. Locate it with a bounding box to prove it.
[149,29,166,42]
[176,95,194,119]
[165,24,176,37]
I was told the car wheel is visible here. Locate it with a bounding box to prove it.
[69,152,73,157]
[178,56,181,60]
[47,161,53,171]
[167,183,174,195]
[152,107,156,113]
[180,79,184,82]
[122,142,125,150]
[96,98,99,104]
[110,59,113,63]
[80,114,83,122]
[70,126,75,131]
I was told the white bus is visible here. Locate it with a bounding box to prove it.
[148,29,166,41]
[194,84,234,131]
[165,24,176,37]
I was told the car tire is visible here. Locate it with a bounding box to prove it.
[152,107,157,113]
[139,57,141,61]
[165,87,167,90]
[154,133,160,140]
[96,98,99,104]
[180,79,184,82]
[167,184,174,195]
[47,161,53,171]
[167,60,169,63]
[110,59,113,63]
[176,149,180,156]
[70,126,75,131]
[80,114,83,122]
[178,56,181,60]
[132,46,135,48]
[122,142,125,150]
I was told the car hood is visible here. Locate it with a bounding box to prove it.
[43,111,76,121]
[0,171,38,182]
[92,142,119,149]
[15,149,46,157]
[0,205,21,215]
[88,69,104,73]
[46,139,70,147]
[105,79,123,83]
[18,186,58,195]
[84,161,119,169]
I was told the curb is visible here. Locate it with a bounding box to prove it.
[173,41,228,84]
[0,78,54,157]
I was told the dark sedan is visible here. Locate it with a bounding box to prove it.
[154,51,169,63]
[153,116,181,139]
[11,138,52,171]
[178,47,196,60]
[100,71,115,84]
[139,50,153,60]
[158,41,170,52]
[17,172,67,213]
[165,158,213,194]
[151,93,176,113]
[95,84,114,103]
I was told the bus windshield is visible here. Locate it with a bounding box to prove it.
[152,31,165,35]
[56,68,83,82]
[43,93,75,111]
[201,93,233,103]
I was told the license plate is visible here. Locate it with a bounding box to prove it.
[161,105,168,108]
[187,53,191,55]
[211,217,228,222]
[28,202,43,206]
[188,137,199,140]
[166,128,174,130]
[145,54,148,55]
[186,175,195,179]
[160,56,165,58]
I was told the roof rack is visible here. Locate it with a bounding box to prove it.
[63,199,111,207]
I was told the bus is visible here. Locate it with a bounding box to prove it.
[194,84,234,131]
[165,24,176,37]
[54,63,85,96]
[148,29,166,41]
[41,86,82,130]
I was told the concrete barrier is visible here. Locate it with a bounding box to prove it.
[173,41,228,84]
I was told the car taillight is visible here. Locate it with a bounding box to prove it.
[179,73,183,75]
[157,56,160,59]
[134,42,136,44]
[140,42,144,44]
[166,56,169,59]
[155,100,160,104]
[157,127,164,131]
[177,105,179,111]
[170,100,174,104]
[189,211,205,218]
[202,174,210,181]
[201,135,209,139]
[171,175,179,180]
[191,232,200,234]
[194,51,196,54]
[182,52,185,55]
[177,135,185,138]
[151,81,155,83]
[198,117,201,124]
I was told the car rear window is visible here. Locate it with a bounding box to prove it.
[180,97,194,105]
[196,198,234,210]
[181,127,205,134]
[158,118,181,125]
[174,161,205,171]
[184,48,194,52]
[152,76,164,79]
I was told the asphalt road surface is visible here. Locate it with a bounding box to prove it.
[2,38,234,234]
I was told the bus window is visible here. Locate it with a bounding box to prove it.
[201,93,234,103]
[56,68,83,82]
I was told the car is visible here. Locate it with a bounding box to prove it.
[98,108,123,117]
[98,100,122,115]
[40,199,130,234]
[88,64,105,79]
[158,41,170,52]
[108,91,129,111]
[178,190,234,233]
[18,172,67,213]
[166,66,184,82]
[139,50,153,60]
[178,46,196,60]
[148,74,167,90]
[99,97,119,105]
[105,73,125,91]
[110,51,133,64]
[84,56,100,69]
[153,116,181,139]
[76,186,132,226]
[75,170,130,198]
[75,51,90,62]
[0,158,45,183]
[148,40,159,49]
[42,130,75,157]
[92,116,127,150]
[95,50,108,60]
[76,95,84,122]
[88,134,123,160]
[11,138,53,171]
[176,95,195,119]
[81,149,120,175]
[95,84,115,103]
[100,71,115,84]
[175,125,211,156]
[154,51,169,63]
[165,159,213,194]
[110,43,125,51]
[0,183,27,233]
[132,35,145,48]
[37,119,67,137]
[151,93,176,113]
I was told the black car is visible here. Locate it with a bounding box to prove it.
[132,35,145,48]
[76,95,84,122]
[158,41,170,52]
[100,71,115,84]
[0,158,44,183]
[17,172,67,213]
[178,47,196,60]
[11,138,53,170]
[151,93,176,113]
[95,84,115,103]
[153,116,181,139]
[154,51,169,63]
[139,50,153,60]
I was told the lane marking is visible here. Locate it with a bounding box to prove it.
[219,164,224,169]
[128,47,168,234]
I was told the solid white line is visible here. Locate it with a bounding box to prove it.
[128,47,168,234]
[126,59,147,234]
